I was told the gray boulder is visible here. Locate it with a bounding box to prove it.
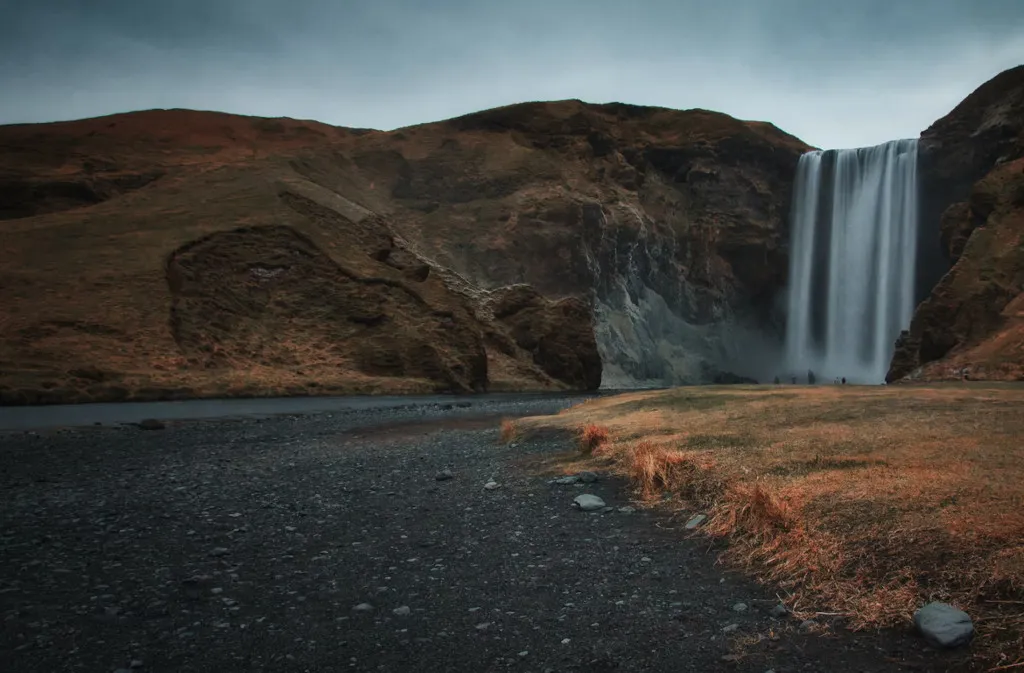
[913,602,974,648]
[573,494,606,511]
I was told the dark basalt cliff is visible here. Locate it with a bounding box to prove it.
[0,102,810,403]
[888,65,1024,382]
[346,102,812,386]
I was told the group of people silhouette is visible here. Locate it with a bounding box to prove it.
[772,371,846,385]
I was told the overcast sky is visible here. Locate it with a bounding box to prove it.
[1,0,1022,149]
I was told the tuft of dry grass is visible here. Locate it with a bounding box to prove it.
[516,383,1024,665]
[576,423,610,455]
[499,418,517,444]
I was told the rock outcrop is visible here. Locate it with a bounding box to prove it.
[888,66,1024,382]
[346,102,812,386]
[0,102,810,402]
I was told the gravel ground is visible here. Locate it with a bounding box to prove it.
[1,397,975,672]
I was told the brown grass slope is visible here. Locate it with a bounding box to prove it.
[890,65,1024,382]
[0,110,600,403]
[518,384,1024,666]
[0,101,812,403]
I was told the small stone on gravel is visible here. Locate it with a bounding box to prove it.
[577,471,598,483]
[435,469,454,481]
[393,605,411,616]
[722,623,739,633]
[484,481,500,490]
[618,506,636,514]
[552,476,580,485]
[913,602,974,648]
[770,603,789,618]
[353,603,374,613]
[685,514,707,529]
[573,494,606,511]
[732,602,748,612]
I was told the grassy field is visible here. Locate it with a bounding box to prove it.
[512,383,1024,666]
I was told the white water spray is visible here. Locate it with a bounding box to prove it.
[783,139,919,384]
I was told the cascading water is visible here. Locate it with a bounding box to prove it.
[783,139,919,384]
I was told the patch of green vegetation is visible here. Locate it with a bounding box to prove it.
[610,391,740,415]
[767,455,887,478]
[683,432,758,451]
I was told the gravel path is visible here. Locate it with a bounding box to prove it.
[1,398,974,672]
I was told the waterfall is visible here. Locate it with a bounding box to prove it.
[783,139,919,384]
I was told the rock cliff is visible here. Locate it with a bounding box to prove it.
[888,65,1024,382]
[0,102,810,403]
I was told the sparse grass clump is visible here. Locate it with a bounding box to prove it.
[576,423,610,455]
[499,418,517,444]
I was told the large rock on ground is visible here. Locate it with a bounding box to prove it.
[913,602,975,649]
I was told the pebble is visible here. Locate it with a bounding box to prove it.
[577,471,599,483]
[484,481,500,490]
[552,476,580,485]
[913,602,974,648]
[210,547,229,557]
[732,602,748,612]
[435,470,454,481]
[393,605,411,616]
[684,514,707,530]
[617,506,636,514]
[722,623,739,633]
[352,603,374,613]
[573,494,606,511]
[769,603,789,618]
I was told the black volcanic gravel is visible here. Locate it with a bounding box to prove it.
[0,398,977,672]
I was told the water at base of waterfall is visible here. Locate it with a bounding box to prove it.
[783,139,919,384]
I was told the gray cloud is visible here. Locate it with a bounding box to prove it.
[1,0,1021,148]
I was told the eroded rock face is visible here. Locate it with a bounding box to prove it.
[167,225,490,393]
[888,66,1024,383]
[914,65,1024,299]
[346,102,812,386]
[488,285,602,390]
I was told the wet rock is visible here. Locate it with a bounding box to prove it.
[914,602,974,648]
[435,470,454,481]
[572,494,606,511]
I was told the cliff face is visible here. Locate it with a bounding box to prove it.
[0,102,810,402]
[888,66,1024,382]
[342,102,812,386]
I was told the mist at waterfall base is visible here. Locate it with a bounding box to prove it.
[782,139,920,385]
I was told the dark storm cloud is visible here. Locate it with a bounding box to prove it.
[1,0,1022,148]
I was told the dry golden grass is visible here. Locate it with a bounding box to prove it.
[576,423,610,455]
[519,383,1024,665]
[499,418,518,444]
